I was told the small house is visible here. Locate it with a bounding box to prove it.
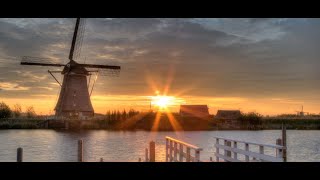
[180,105,210,118]
[214,110,241,122]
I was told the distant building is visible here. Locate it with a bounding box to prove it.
[180,105,209,118]
[214,110,241,121]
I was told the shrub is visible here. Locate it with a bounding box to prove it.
[0,102,12,119]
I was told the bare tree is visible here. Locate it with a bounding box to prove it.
[13,104,22,118]
[26,106,36,118]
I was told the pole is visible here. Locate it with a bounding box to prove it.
[282,123,287,162]
[78,140,83,162]
[17,148,23,162]
[149,141,155,162]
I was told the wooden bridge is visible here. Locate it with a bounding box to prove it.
[142,126,287,162]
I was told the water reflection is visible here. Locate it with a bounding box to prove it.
[0,130,319,162]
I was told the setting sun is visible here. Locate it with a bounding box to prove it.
[152,96,175,108]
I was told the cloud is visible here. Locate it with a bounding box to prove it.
[0,82,30,91]
[190,18,288,42]
[0,18,319,114]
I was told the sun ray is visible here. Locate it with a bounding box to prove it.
[164,107,183,134]
[151,111,162,132]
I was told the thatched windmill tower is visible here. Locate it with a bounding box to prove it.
[20,18,121,119]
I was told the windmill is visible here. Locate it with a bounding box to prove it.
[295,105,308,116]
[20,18,121,119]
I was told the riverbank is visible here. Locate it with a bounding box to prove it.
[1,115,320,130]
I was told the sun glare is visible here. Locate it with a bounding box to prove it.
[152,96,175,108]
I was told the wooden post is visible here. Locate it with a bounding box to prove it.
[165,139,169,162]
[195,150,200,162]
[276,138,283,159]
[224,140,227,158]
[169,140,173,162]
[145,148,149,162]
[282,124,287,162]
[245,143,249,162]
[216,138,219,162]
[224,140,231,161]
[173,142,178,162]
[179,144,183,162]
[138,158,141,162]
[17,147,23,162]
[100,158,104,162]
[210,157,213,162]
[78,140,83,162]
[226,141,231,158]
[259,145,264,162]
[186,147,191,162]
[149,141,155,162]
[233,142,237,160]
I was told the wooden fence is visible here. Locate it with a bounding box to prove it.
[213,137,286,162]
[165,136,202,162]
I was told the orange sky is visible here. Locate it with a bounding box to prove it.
[2,94,319,116]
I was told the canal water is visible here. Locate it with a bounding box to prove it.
[0,130,319,162]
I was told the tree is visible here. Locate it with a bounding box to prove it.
[239,112,263,125]
[122,109,127,120]
[0,102,12,119]
[26,106,36,118]
[13,104,22,118]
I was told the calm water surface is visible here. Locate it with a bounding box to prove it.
[0,130,319,162]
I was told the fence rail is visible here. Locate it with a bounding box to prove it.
[165,136,202,162]
[213,137,285,162]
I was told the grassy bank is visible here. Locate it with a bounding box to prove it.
[1,115,320,130]
[0,119,44,129]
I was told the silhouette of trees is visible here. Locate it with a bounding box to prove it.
[0,102,12,119]
[104,109,140,121]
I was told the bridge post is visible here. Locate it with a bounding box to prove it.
[149,141,155,162]
[282,123,287,162]
[78,140,83,162]
[276,138,283,160]
[17,147,23,162]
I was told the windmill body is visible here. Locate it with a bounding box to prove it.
[55,60,94,118]
[20,18,121,120]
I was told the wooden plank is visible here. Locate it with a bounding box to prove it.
[186,147,191,162]
[259,145,264,162]
[213,136,285,149]
[174,142,178,162]
[214,144,283,162]
[245,143,249,162]
[169,140,173,162]
[214,153,242,162]
[179,144,183,162]
[195,150,201,162]
[165,139,169,162]
[276,139,283,159]
[166,136,202,150]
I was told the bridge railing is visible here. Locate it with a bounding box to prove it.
[213,137,286,162]
[165,136,203,162]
